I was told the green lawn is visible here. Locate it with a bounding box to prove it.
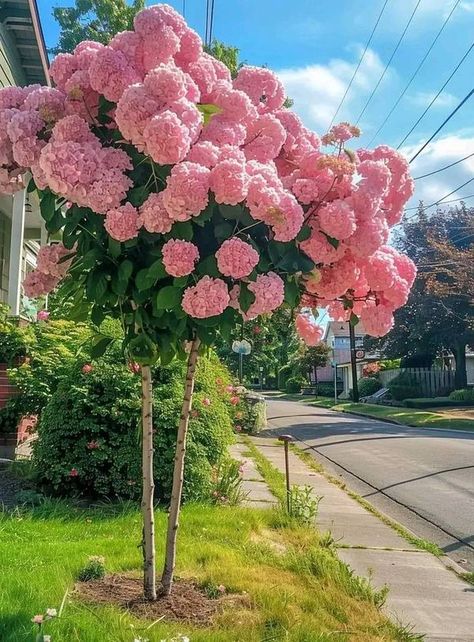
[0,499,419,641]
[271,393,474,431]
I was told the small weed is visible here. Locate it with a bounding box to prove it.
[200,579,226,599]
[461,571,474,585]
[211,457,248,505]
[288,484,321,526]
[77,555,106,582]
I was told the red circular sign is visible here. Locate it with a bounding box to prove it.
[356,350,365,359]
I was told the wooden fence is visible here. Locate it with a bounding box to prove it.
[379,367,456,398]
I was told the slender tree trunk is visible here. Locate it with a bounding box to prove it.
[141,365,156,601]
[453,340,468,389]
[161,337,201,596]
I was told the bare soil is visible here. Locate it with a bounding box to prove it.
[77,574,248,625]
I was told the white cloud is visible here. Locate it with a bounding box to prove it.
[460,1,474,12]
[406,91,458,109]
[401,133,474,208]
[276,48,388,132]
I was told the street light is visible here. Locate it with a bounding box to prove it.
[259,366,264,390]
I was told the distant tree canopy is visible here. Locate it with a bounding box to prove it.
[367,204,474,388]
[51,0,145,54]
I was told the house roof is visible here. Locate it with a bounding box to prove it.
[0,0,49,86]
[323,320,367,342]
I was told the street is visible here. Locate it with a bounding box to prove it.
[266,397,474,571]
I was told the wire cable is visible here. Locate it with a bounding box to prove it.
[328,0,391,128]
[413,151,474,179]
[355,0,423,126]
[397,40,474,149]
[368,0,461,146]
[405,177,474,210]
[408,88,474,163]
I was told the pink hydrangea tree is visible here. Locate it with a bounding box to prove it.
[0,3,416,600]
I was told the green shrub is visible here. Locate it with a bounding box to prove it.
[358,377,382,398]
[286,376,306,394]
[77,556,106,582]
[316,382,339,397]
[449,388,474,402]
[33,353,234,503]
[388,372,421,401]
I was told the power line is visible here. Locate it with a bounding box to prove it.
[328,0,391,128]
[397,40,474,149]
[368,0,461,146]
[405,177,474,210]
[408,88,474,163]
[355,0,423,126]
[413,151,474,180]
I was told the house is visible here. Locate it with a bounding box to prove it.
[315,320,379,396]
[0,0,49,315]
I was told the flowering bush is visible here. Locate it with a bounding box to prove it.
[33,353,235,502]
[362,362,381,378]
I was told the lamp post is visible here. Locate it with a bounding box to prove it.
[259,366,264,391]
[349,321,359,402]
[278,434,293,512]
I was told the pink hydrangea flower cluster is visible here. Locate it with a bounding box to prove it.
[216,238,259,279]
[162,239,199,276]
[182,276,229,318]
[295,313,324,346]
[23,242,72,299]
[105,203,139,241]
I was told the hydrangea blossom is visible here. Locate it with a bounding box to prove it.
[162,239,199,276]
[295,313,324,346]
[182,276,229,318]
[216,237,259,279]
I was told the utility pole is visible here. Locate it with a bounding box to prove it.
[349,321,359,402]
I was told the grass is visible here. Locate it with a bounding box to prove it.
[271,393,474,431]
[288,442,444,558]
[461,572,474,586]
[0,497,424,642]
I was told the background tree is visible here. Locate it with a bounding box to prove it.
[368,204,474,387]
[51,0,145,53]
[297,342,331,382]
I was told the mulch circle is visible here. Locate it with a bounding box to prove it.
[77,574,247,625]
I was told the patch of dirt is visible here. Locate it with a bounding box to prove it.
[77,574,248,625]
[434,407,474,420]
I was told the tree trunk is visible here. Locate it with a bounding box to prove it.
[161,337,201,596]
[453,340,468,389]
[141,365,156,601]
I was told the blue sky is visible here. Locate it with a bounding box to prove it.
[38,0,474,209]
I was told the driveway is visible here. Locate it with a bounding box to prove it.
[266,397,474,571]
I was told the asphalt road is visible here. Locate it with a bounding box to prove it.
[266,398,474,571]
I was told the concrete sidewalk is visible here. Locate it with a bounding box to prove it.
[249,435,474,642]
[229,441,276,509]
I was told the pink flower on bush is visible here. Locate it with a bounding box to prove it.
[69,468,79,477]
[144,110,191,165]
[23,271,59,298]
[162,161,210,221]
[31,615,44,624]
[245,272,284,319]
[128,361,141,374]
[210,158,249,205]
[318,199,356,241]
[82,364,93,374]
[105,203,139,242]
[139,192,174,234]
[216,237,259,279]
[295,313,324,346]
[162,239,199,277]
[234,425,242,432]
[37,243,72,278]
[182,276,229,318]
[87,440,99,450]
[230,396,240,406]
[36,310,50,322]
[202,398,211,406]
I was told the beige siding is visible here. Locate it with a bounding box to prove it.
[0,22,25,87]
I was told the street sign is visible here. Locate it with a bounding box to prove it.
[232,339,252,355]
[356,349,365,359]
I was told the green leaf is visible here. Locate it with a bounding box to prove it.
[194,201,215,226]
[45,209,65,234]
[349,312,359,327]
[219,203,244,220]
[155,285,182,309]
[40,191,56,222]
[197,255,219,277]
[128,333,159,366]
[90,336,113,359]
[239,282,256,313]
[197,103,223,125]
[135,260,166,292]
[90,305,105,327]
[82,248,103,269]
[325,234,340,249]
[284,279,300,307]
[114,259,133,295]
[127,185,150,207]
[108,237,122,259]
[297,225,312,242]
[27,177,37,193]
[86,270,108,302]
[173,276,189,287]
[170,221,193,241]
[214,221,234,243]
